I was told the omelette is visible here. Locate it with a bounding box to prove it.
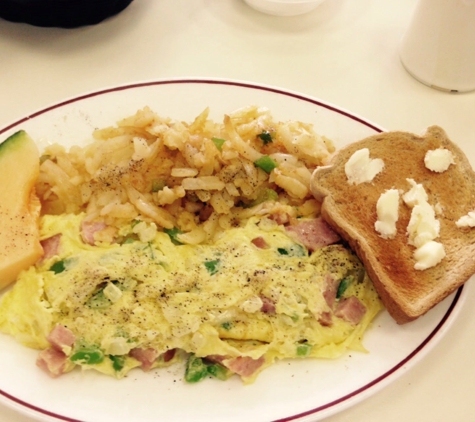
[0,212,382,383]
[0,106,383,384]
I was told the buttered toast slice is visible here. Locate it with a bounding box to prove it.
[310,126,475,324]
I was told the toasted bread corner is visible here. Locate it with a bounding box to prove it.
[311,126,475,324]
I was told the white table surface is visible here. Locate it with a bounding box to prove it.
[1,1,474,421]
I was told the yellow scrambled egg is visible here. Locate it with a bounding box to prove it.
[0,214,382,383]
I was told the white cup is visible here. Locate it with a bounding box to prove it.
[399,0,475,93]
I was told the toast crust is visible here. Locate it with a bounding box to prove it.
[310,126,475,324]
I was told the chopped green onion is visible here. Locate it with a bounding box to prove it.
[87,289,111,310]
[122,236,137,244]
[257,131,273,145]
[49,260,66,274]
[204,259,220,275]
[254,155,278,173]
[221,321,232,331]
[211,137,226,151]
[131,219,141,228]
[164,227,183,245]
[277,244,307,257]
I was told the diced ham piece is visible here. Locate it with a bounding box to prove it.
[205,354,226,365]
[36,348,69,378]
[162,348,176,363]
[80,220,107,245]
[335,296,367,325]
[40,234,62,260]
[199,204,213,222]
[318,311,333,327]
[223,356,265,378]
[47,324,76,352]
[129,347,159,371]
[323,273,339,308]
[285,217,340,251]
[260,295,276,314]
[251,236,269,249]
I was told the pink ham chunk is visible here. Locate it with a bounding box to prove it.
[129,347,159,372]
[162,348,176,363]
[322,273,339,308]
[223,356,265,378]
[36,348,69,378]
[335,296,367,325]
[285,218,340,251]
[260,295,276,314]
[80,220,107,245]
[206,355,266,379]
[318,311,333,327]
[47,324,76,352]
[251,236,270,249]
[40,234,62,260]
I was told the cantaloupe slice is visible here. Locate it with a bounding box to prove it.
[0,130,43,289]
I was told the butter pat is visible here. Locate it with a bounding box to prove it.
[375,189,399,239]
[402,179,444,270]
[413,241,446,271]
[402,178,428,207]
[456,211,475,228]
[424,148,454,173]
[406,201,440,248]
[345,148,384,185]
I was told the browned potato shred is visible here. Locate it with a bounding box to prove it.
[35,106,335,244]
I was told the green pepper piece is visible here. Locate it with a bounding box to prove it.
[211,137,226,151]
[204,259,220,275]
[163,227,183,245]
[221,321,232,331]
[257,131,273,145]
[207,363,233,381]
[152,179,166,192]
[71,347,104,365]
[277,244,307,257]
[336,277,352,299]
[185,355,209,383]
[254,155,278,173]
[110,355,126,372]
[296,342,313,357]
[87,289,111,310]
[247,188,278,207]
[49,260,66,274]
[122,236,137,244]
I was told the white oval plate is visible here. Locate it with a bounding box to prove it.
[0,78,467,422]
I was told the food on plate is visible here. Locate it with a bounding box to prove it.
[311,126,475,324]
[0,130,43,289]
[0,106,383,383]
